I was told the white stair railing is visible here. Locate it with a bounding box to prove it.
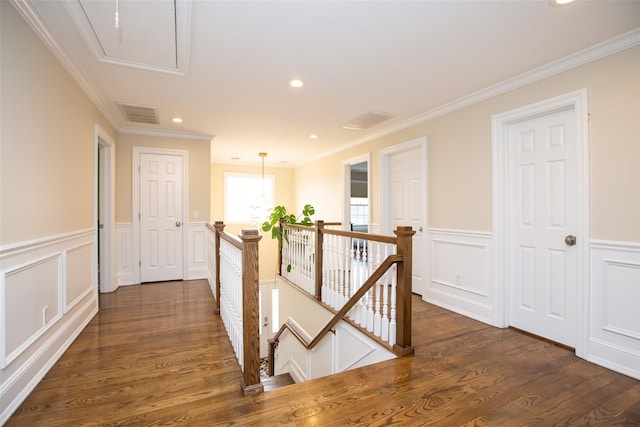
[211,224,263,395]
[280,222,406,348]
[219,237,244,368]
[281,226,315,295]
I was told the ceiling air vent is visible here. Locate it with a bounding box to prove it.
[117,103,160,125]
[342,110,395,131]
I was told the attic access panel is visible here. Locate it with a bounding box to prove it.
[64,0,191,75]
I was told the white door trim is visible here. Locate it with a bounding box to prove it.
[95,125,116,293]
[379,136,428,294]
[492,89,589,358]
[341,153,372,232]
[132,147,189,284]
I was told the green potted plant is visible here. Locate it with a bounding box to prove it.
[261,204,315,244]
[262,204,315,274]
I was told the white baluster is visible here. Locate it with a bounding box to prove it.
[381,243,391,342]
[373,242,382,337]
[322,234,329,304]
[389,263,397,346]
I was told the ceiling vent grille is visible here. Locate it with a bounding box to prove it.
[342,110,395,131]
[117,103,160,124]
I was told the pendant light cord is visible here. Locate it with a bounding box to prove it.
[115,0,120,28]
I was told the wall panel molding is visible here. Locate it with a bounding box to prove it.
[589,240,640,379]
[425,228,494,326]
[65,241,94,311]
[115,223,135,286]
[187,222,208,280]
[0,229,98,423]
[116,222,209,285]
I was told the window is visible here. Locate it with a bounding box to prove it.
[350,197,369,228]
[224,172,275,224]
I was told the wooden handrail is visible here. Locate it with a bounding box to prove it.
[283,222,397,245]
[268,254,402,376]
[218,229,244,249]
[322,228,398,244]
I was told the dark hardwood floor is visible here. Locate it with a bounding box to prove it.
[7,280,639,426]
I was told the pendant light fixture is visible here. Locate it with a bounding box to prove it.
[250,152,270,226]
[259,152,267,197]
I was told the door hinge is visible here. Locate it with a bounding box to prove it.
[139,260,141,267]
[138,166,141,172]
[138,213,141,220]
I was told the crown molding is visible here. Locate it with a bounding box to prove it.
[10,0,121,131]
[303,27,640,166]
[118,127,215,142]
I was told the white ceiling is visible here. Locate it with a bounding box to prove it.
[17,0,640,166]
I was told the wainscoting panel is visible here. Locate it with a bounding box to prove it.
[1,253,61,369]
[187,222,208,280]
[0,229,98,424]
[425,229,494,325]
[115,223,135,286]
[65,241,95,312]
[116,222,208,285]
[589,241,640,379]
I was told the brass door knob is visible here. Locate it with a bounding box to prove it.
[564,235,576,246]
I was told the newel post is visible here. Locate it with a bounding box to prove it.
[314,220,325,300]
[394,226,415,355]
[213,221,225,314]
[240,229,264,395]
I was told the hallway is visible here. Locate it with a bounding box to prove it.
[7,280,639,426]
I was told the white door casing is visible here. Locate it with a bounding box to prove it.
[380,137,428,296]
[342,153,371,232]
[508,109,578,348]
[492,89,589,358]
[95,125,116,293]
[133,147,189,284]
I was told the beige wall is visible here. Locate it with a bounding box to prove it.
[294,45,640,242]
[211,163,294,281]
[115,133,211,224]
[0,2,116,245]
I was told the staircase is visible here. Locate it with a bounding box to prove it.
[208,219,414,395]
[262,373,295,391]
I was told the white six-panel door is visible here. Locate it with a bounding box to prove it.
[508,108,578,348]
[383,139,427,295]
[139,153,184,283]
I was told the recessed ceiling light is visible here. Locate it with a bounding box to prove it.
[172,117,183,123]
[309,134,318,139]
[290,79,304,88]
[550,0,575,6]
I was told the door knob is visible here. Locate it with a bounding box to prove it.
[564,235,576,246]
[176,221,182,227]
